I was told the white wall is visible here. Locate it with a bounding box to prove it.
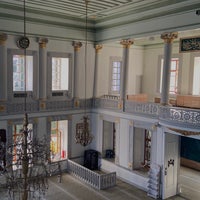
[128,47,144,94]
[96,44,122,97]
[142,42,198,101]
[96,43,144,97]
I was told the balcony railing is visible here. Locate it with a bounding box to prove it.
[67,159,116,190]
[159,106,200,129]
[1,95,200,131]
[93,96,200,131]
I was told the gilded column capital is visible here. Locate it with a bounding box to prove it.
[120,39,134,48]
[72,41,82,52]
[161,32,178,43]
[94,44,103,53]
[37,37,48,48]
[0,33,7,45]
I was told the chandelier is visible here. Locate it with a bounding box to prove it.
[76,116,93,146]
[0,0,49,199]
[75,0,93,146]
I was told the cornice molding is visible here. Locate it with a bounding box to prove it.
[169,128,200,136]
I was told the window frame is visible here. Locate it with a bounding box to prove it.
[102,120,116,160]
[7,49,38,101]
[50,120,68,162]
[7,119,36,170]
[47,52,73,99]
[109,56,122,96]
[12,123,33,166]
[189,52,200,95]
[156,54,182,97]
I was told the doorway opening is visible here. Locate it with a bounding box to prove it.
[102,121,116,162]
[178,136,200,200]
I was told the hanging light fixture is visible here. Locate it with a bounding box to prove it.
[0,0,49,199]
[75,0,93,146]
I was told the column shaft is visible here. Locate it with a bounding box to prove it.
[120,39,134,111]
[160,32,178,105]
[38,38,48,100]
[0,33,7,100]
[93,44,103,98]
[72,41,82,99]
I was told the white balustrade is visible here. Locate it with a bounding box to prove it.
[67,159,116,190]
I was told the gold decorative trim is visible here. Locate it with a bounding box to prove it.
[74,99,80,107]
[120,39,134,48]
[0,33,7,45]
[161,32,178,43]
[95,44,103,53]
[0,105,6,112]
[129,120,134,126]
[169,127,200,136]
[37,37,48,48]
[72,41,82,52]
[40,101,46,109]
[118,101,123,109]
[128,162,133,169]
[115,117,120,123]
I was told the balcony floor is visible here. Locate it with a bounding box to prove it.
[46,173,187,200]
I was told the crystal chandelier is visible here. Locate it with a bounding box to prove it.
[0,0,49,199]
[75,116,93,146]
[3,114,49,200]
[75,0,93,146]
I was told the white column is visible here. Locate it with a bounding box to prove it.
[72,41,82,107]
[93,44,103,98]
[160,32,178,105]
[0,33,7,101]
[120,39,134,111]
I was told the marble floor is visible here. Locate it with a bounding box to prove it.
[45,166,200,200]
[45,174,190,200]
[0,167,199,200]
[179,166,200,200]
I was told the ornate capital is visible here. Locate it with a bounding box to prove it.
[95,44,103,53]
[72,41,82,52]
[0,33,7,45]
[37,37,48,48]
[120,39,134,48]
[161,32,178,43]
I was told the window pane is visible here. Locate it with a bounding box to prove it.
[50,120,68,162]
[52,57,69,91]
[13,55,33,91]
[160,58,179,94]
[13,124,33,168]
[193,57,200,95]
[111,60,121,94]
